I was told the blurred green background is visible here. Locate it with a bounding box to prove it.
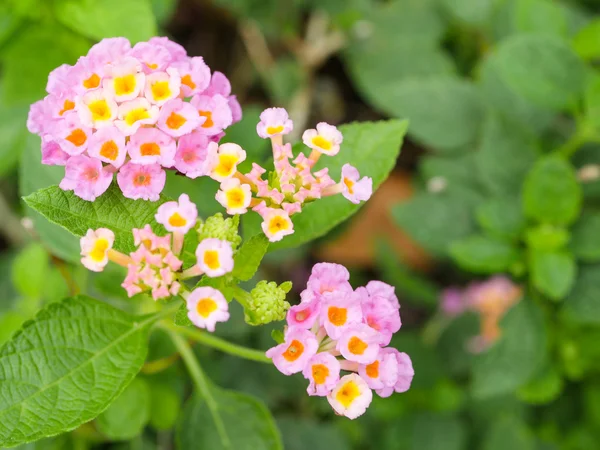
[3,0,600,449]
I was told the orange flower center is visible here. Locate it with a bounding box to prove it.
[83,73,100,89]
[166,112,186,129]
[140,142,161,156]
[312,364,329,385]
[365,360,379,378]
[59,99,75,116]
[199,110,214,128]
[181,74,196,91]
[66,128,87,147]
[348,337,368,355]
[327,306,347,327]
[100,140,119,160]
[282,340,304,362]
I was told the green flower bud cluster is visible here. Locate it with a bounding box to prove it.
[197,213,242,249]
[244,280,292,326]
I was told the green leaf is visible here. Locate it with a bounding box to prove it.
[277,418,350,450]
[522,157,582,226]
[524,224,570,251]
[393,186,481,256]
[441,0,495,26]
[562,265,600,325]
[174,301,192,327]
[476,197,526,241]
[1,24,90,106]
[570,211,600,261]
[411,413,467,450]
[23,184,169,255]
[0,101,28,178]
[268,119,407,250]
[177,389,283,450]
[483,417,535,450]
[54,0,157,43]
[492,33,586,110]
[149,382,181,431]
[11,242,49,301]
[573,18,600,60]
[530,250,576,301]
[516,366,563,405]
[475,114,539,196]
[0,295,156,447]
[366,77,484,151]
[96,378,151,440]
[450,235,521,274]
[232,234,269,281]
[472,299,547,399]
[514,0,568,38]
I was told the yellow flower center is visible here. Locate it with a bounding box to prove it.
[215,154,238,177]
[268,216,290,235]
[90,238,109,262]
[312,364,329,385]
[226,187,245,209]
[312,135,332,151]
[168,212,187,228]
[203,250,220,270]
[66,128,87,147]
[100,140,119,160]
[282,340,304,362]
[166,111,186,129]
[199,110,214,128]
[343,177,354,195]
[83,73,100,89]
[114,74,137,96]
[327,306,347,327]
[266,125,284,135]
[336,380,360,408]
[125,108,150,126]
[196,298,217,318]
[151,81,171,102]
[348,337,368,355]
[140,142,161,156]
[89,100,112,122]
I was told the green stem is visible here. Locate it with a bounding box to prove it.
[161,322,271,364]
[555,129,590,158]
[231,285,252,309]
[167,329,232,450]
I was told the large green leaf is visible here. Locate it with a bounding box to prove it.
[483,417,535,450]
[573,18,600,60]
[441,0,495,25]
[266,119,407,250]
[23,184,168,255]
[232,234,269,281]
[96,378,151,440]
[177,389,283,450]
[472,299,547,399]
[450,235,521,274]
[570,211,600,262]
[492,33,586,110]
[54,0,157,44]
[0,296,155,447]
[365,77,484,151]
[530,250,576,301]
[562,265,600,325]
[522,157,582,226]
[476,197,526,241]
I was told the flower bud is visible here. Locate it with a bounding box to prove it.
[196,213,242,249]
[244,280,291,325]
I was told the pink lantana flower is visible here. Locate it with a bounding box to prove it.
[174,134,217,178]
[327,374,373,420]
[216,178,253,215]
[144,68,181,106]
[127,127,176,167]
[286,298,320,329]
[340,164,372,204]
[59,155,113,201]
[266,328,319,375]
[115,98,160,136]
[87,126,127,168]
[190,94,233,136]
[258,208,294,242]
[375,349,414,398]
[303,353,341,397]
[307,262,352,296]
[256,107,293,139]
[80,228,115,272]
[195,238,234,277]
[157,98,201,137]
[358,350,398,390]
[337,323,382,364]
[171,56,211,97]
[116,162,166,201]
[155,193,198,234]
[186,286,230,332]
[54,112,92,156]
[302,122,343,156]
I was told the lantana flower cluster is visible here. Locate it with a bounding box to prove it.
[212,108,373,242]
[441,275,522,352]
[266,263,414,419]
[27,36,240,202]
[79,194,238,332]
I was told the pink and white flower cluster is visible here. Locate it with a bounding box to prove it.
[441,275,522,353]
[266,263,413,419]
[78,194,234,332]
[28,37,241,201]
[213,108,373,242]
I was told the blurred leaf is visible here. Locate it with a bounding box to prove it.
[525,225,570,251]
[472,299,547,399]
[393,186,481,256]
[265,57,306,104]
[174,301,192,327]
[151,0,177,25]
[570,211,600,261]
[366,76,484,151]
[392,332,444,389]
[211,0,300,36]
[573,18,600,60]
[412,413,467,450]
[492,33,586,110]
[0,311,27,346]
[177,388,283,450]
[1,24,90,106]
[0,296,153,447]
[23,184,169,255]
[420,153,481,191]
[20,135,79,263]
[266,119,407,250]
[148,381,181,430]
[277,418,350,450]
[233,234,269,281]
[0,101,28,178]
[532,253,577,302]
[562,264,600,325]
[476,197,526,241]
[163,172,221,218]
[583,74,600,129]
[11,242,49,301]
[522,157,582,226]
[476,113,539,196]
[483,417,535,450]
[54,0,157,43]
[514,0,568,38]
[97,378,151,440]
[516,366,563,405]
[441,0,495,26]
[375,240,439,308]
[438,313,479,377]
[450,234,521,274]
